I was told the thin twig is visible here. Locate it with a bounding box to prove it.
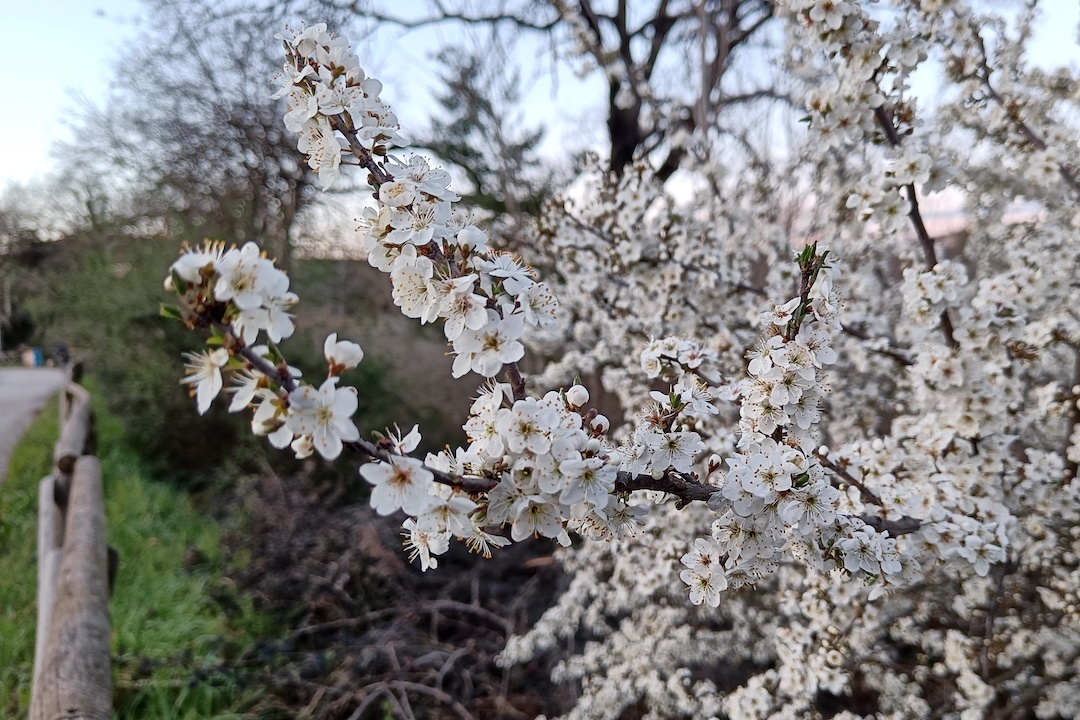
[841,324,913,366]
[872,106,959,350]
[968,25,1080,199]
[388,680,476,720]
[817,452,883,507]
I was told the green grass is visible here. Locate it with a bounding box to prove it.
[0,392,59,717]
[0,381,270,719]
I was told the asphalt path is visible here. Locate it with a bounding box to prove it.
[0,368,66,484]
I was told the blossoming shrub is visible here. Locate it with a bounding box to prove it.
[163,4,1080,718]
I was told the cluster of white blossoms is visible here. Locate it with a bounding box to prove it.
[501,0,1080,717]
[168,21,944,594]
[272,23,402,187]
[275,23,558,383]
[167,24,671,571]
[162,5,1080,718]
[167,246,365,457]
[672,248,919,602]
[901,259,968,327]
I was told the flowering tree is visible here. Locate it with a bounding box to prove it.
[163,3,1080,718]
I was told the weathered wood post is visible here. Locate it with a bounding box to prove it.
[30,457,112,720]
[30,363,113,720]
[31,476,62,700]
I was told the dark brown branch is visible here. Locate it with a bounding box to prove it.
[718,88,792,106]
[873,105,959,350]
[614,467,923,537]
[841,324,914,366]
[577,0,608,62]
[326,115,394,187]
[235,340,299,393]
[730,0,773,46]
[341,2,560,33]
[817,452,883,507]
[642,0,675,80]
[505,362,527,402]
[857,514,923,538]
[1066,347,1080,482]
[614,470,716,507]
[815,454,924,536]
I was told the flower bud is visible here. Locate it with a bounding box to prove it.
[566,384,590,407]
[457,225,489,254]
[591,414,609,433]
[164,276,175,292]
[324,333,365,375]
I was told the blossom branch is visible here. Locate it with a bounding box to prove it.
[327,115,394,187]
[967,26,1080,199]
[233,336,298,393]
[228,323,722,504]
[614,468,923,537]
[873,105,958,350]
[816,452,883,507]
[614,469,716,507]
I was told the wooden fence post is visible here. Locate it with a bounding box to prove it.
[52,383,92,514]
[30,456,112,720]
[30,476,62,707]
[31,364,113,720]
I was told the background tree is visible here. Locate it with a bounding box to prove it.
[302,0,782,179]
[63,0,320,268]
[417,47,555,220]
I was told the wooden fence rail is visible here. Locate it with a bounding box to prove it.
[30,364,114,720]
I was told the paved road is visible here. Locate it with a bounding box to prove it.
[0,368,66,484]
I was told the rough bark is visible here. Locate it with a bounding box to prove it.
[30,457,112,720]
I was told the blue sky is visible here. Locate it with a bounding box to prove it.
[1,1,1077,191]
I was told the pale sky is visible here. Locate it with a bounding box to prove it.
[0,1,1077,191]
[0,1,143,188]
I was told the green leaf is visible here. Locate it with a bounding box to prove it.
[265,341,285,364]
[170,269,189,295]
[159,304,181,320]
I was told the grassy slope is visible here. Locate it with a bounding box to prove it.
[0,382,266,719]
